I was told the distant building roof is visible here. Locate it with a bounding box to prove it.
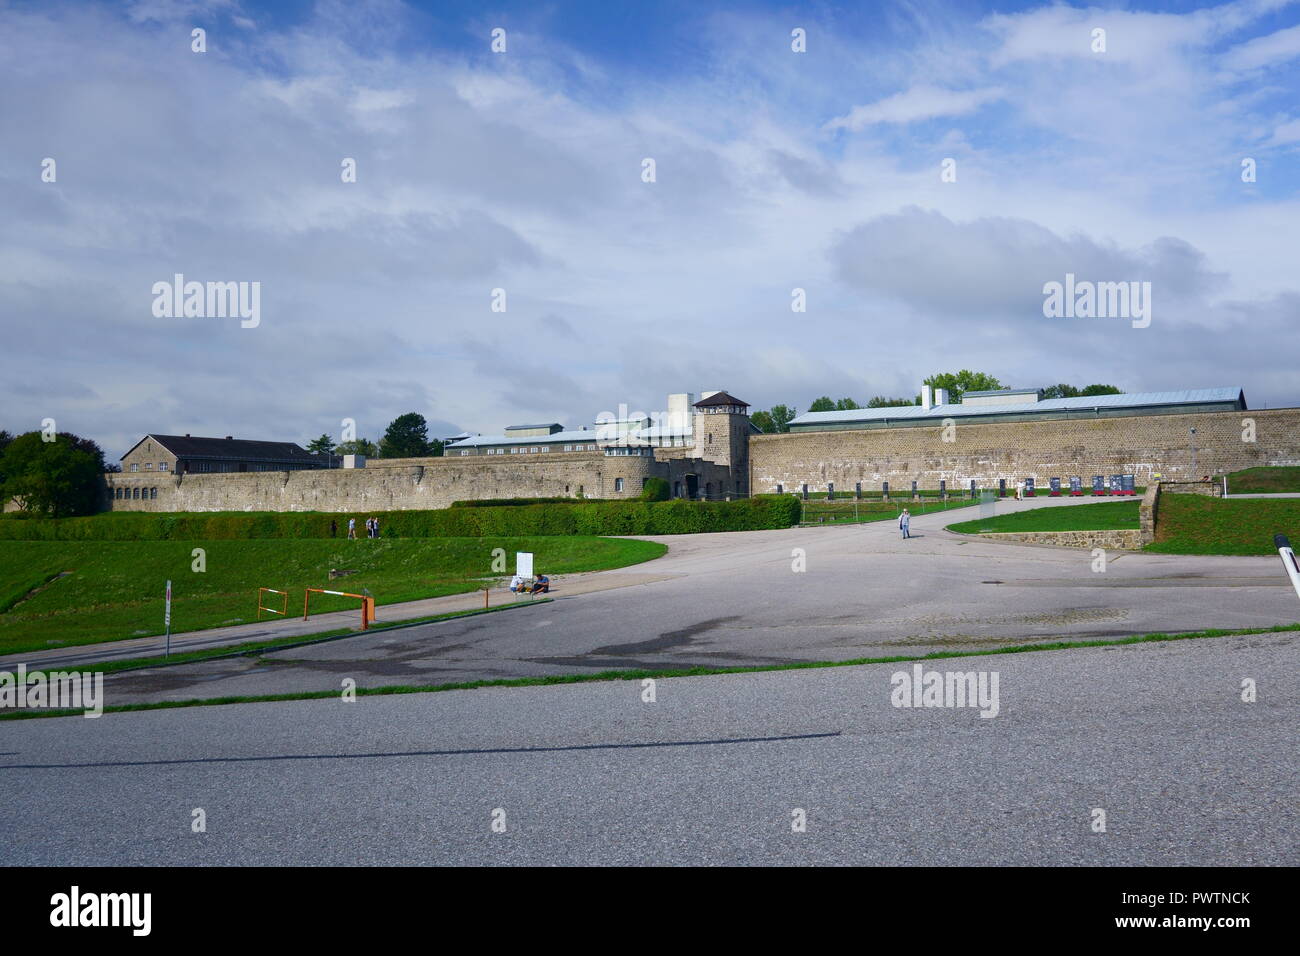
[504,423,563,431]
[125,434,318,462]
[963,388,1042,398]
[694,391,749,408]
[445,429,600,449]
[789,387,1247,430]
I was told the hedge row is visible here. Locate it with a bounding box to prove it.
[450,497,580,508]
[0,497,802,541]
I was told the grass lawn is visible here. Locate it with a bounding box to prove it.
[1225,466,1300,494]
[947,500,1141,534]
[1146,494,1300,555]
[0,536,665,655]
[800,498,978,526]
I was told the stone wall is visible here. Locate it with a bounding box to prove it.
[751,407,1300,494]
[974,529,1145,550]
[102,448,742,513]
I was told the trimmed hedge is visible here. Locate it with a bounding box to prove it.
[450,497,578,508]
[0,497,802,541]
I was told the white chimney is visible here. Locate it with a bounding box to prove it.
[934,387,949,406]
[921,385,933,410]
[699,390,720,401]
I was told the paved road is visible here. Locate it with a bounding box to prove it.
[1,631,1294,865]
[69,496,1299,706]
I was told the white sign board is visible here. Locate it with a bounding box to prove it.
[165,580,172,628]
[516,552,534,579]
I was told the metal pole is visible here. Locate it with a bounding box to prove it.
[164,579,171,658]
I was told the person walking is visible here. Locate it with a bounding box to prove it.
[329,519,337,538]
[372,517,380,539]
[899,508,911,540]
[347,517,356,539]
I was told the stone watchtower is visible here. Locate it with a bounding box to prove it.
[692,390,752,495]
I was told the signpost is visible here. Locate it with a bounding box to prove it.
[516,551,534,580]
[164,579,172,658]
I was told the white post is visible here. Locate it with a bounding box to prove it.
[164,579,172,657]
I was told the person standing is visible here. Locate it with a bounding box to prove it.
[330,519,337,538]
[347,517,356,539]
[899,509,911,540]
[373,517,380,539]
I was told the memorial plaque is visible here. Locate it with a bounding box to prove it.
[1049,477,1061,496]
[1121,474,1136,495]
[1069,476,1083,495]
[1109,475,1122,495]
[1092,475,1105,496]
[1024,477,1036,497]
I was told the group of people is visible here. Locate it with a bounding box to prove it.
[328,517,381,539]
[509,573,550,594]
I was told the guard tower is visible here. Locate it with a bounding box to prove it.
[692,390,752,494]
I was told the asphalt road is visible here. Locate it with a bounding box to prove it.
[1,630,1294,865]
[79,496,1299,705]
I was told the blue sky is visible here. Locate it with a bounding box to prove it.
[2,0,1299,455]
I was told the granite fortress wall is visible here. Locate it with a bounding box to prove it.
[103,449,737,512]
[749,408,1300,494]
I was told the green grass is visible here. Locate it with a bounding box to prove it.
[1146,493,1300,555]
[947,499,1141,534]
[0,536,664,655]
[6,620,1296,721]
[1224,466,1300,495]
[800,498,978,526]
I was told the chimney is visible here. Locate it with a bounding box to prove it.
[934,388,949,406]
[921,385,933,411]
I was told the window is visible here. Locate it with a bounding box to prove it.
[459,450,471,456]
[130,463,139,472]
[132,487,140,499]
[531,447,539,453]
[150,487,158,499]
[510,447,517,454]
[160,462,168,472]
[564,445,572,452]
[615,478,624,492]
[145,462,153,470]
[776,484,783,494]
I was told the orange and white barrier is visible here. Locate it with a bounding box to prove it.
[303,588,376,630]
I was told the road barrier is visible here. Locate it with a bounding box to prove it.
[303,588,376,630]
[256,587,289,621]
[1275,534,1300,602]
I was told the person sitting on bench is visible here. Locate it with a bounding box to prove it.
[530,574,550,594]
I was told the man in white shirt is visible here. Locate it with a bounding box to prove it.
[509,573,526,593]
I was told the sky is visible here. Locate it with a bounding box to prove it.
[2,0,1298,458]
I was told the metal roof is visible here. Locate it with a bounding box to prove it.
[504,423,562,431]
[126,434,318,461]
[445,430,600,448]
[963,387,1042,398]
[789,387,1246,427]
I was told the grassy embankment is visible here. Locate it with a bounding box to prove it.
[1224,466,1300,494]
[800,497,978,526]
[1147,494,1300,555]
[0,535,665,655]
[947,499,1141,534]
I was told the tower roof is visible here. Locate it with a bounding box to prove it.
[693,390,749,408]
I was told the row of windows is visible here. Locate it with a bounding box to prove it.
[113,486,157,500]
[129,462,169,472]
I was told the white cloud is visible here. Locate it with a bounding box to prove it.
[826,85,1005,130]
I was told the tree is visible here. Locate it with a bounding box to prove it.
[378,413,435,458]
[1041,384,1079,400]
[834,398,861,411]
[335,438,379,457]
[750,405,797,434]
[1,431,102,517]
[1079,384,1123,396]
[640,476,671,501]
[921,370,1003,403]
[808,396,836,412]
[867,396,916,408]
[306,434,337,455]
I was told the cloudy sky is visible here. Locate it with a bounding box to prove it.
[3,0,1298,458]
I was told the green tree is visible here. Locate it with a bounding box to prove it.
[378,412,435,458]
[1041,384,1079,400]
[336,438,379,457]
[808,396,836,412]
[1079,384,1122,396]
[306,433,336,455]
[640,476,671,501]
[921,370,1003,403]
[750,405,797,434]
[834,398,860,411]
[1,431,102,517]
[867,396,916,407]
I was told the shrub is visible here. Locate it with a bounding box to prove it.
[640,477,671,502]
[0,497,803,540]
